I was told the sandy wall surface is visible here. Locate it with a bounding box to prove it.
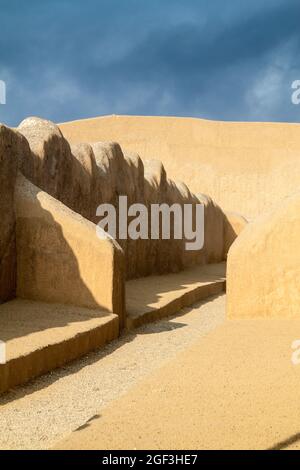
[60,115,300,219]
[15,174,125,323]
[227,190,300,319]
[17,117,235,280]
[0,125,29,303]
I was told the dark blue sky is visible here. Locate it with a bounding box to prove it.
[1,0,300,126]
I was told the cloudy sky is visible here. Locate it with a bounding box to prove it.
[1,0,300,126]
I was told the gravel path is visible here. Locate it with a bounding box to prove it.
[0,294,225,450]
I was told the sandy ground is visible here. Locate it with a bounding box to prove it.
[56,313,300,450]
[0,295,225,450]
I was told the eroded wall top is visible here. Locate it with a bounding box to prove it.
[59,115,300,219]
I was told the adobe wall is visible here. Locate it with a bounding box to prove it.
[227,192,300,318]
[0,125,30,303]
[18,117,237,280]
[15,174,125,325]
[0,117,244,328]
[59,115,300,220]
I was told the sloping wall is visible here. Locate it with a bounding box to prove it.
[18,117,236,280]
[227,192,300,318]
[15,174,125,324]
[59,115,300,219]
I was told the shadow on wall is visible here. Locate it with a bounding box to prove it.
[15,174,125,324]
[17,117,232,281]
[0,124,23,303]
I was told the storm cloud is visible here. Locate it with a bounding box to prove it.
[0,0,300,126]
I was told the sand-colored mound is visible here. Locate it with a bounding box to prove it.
[227,192,300,318]
[60,115,300,219]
